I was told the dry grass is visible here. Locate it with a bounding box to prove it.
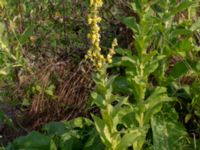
[15,59,93,129]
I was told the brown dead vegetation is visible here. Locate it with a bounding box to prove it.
[14,59,93,129]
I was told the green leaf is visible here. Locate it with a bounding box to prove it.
[35,85,42,92]
[0,70,7,75]
[115,48,132,57]
[151,105,190,150]
[111,56,137,68]
[43,122,68,136]
[122,17,139,33]
[45,85,56,96]
[6,131,51,150]
[151,3,165,13]
[170,29,192,38]
[169,61,189,79]
[174,1,194,13]
[60,132,83,150]
[92,115,112,148]
[145,87,172,108]
[91,92,106,108]
[65,117,93,129]
[83,129,105,150]
[116,127,148,150]
[190,18,200,31]
[131,0,142,12]
[178,39,192,53]
[19,25,36,45]
[130,76,146,102]
[195,61,200,71]
[22,98,30,107]
[50,140,57,150]
[112,76,132,94]
[0,110,6,123]
[144,60,159,76]
[0,0,6,8]
[167,1,195,18]
[111,98,133,127]
[184,113,192,123]
[106,75,118,88]
[144,87,174,123]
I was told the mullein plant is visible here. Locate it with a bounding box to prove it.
[86,0,198,150]
[86,0,173,150]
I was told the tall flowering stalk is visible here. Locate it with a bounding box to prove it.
[86,0,117,70]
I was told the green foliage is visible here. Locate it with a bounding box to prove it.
[6,131,52,150]
[151,105,191,150]
[89,0,200,149]
[6,117,104,150]
[0,0,200,149]
[0,110,13,128]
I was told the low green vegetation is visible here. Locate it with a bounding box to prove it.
[0,0,200,150]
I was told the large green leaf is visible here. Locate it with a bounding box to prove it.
[131,0,142,12]
[112,76,132,94]
[92,115,112,147]
[115,48,132,57]
[144,87,174,123]
[168,61,189,79]
[170,28,192,38]
[121,17,140,33]
[50,140,57,150]
[83,129,105,150]
[60,131,83,150]
[111,56,137,68]
[6,131,51,150]
[151,106,190,150]
[130,76,147,102]
[43,122,68,136]
[145,87,171,109]
[116,127,148,150]
[166,1,195,18]
[172,1,194,14]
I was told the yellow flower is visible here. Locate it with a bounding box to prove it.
[88,17,93,24]
[90,0,94,6]
[112,38,118,47]
[86,0,116,70]
[93,24,100,32]
[99,54,104,60]
[97,62,103,68]
[107,54,112,59]
[109,49,115,55]
[107,58,112,63]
